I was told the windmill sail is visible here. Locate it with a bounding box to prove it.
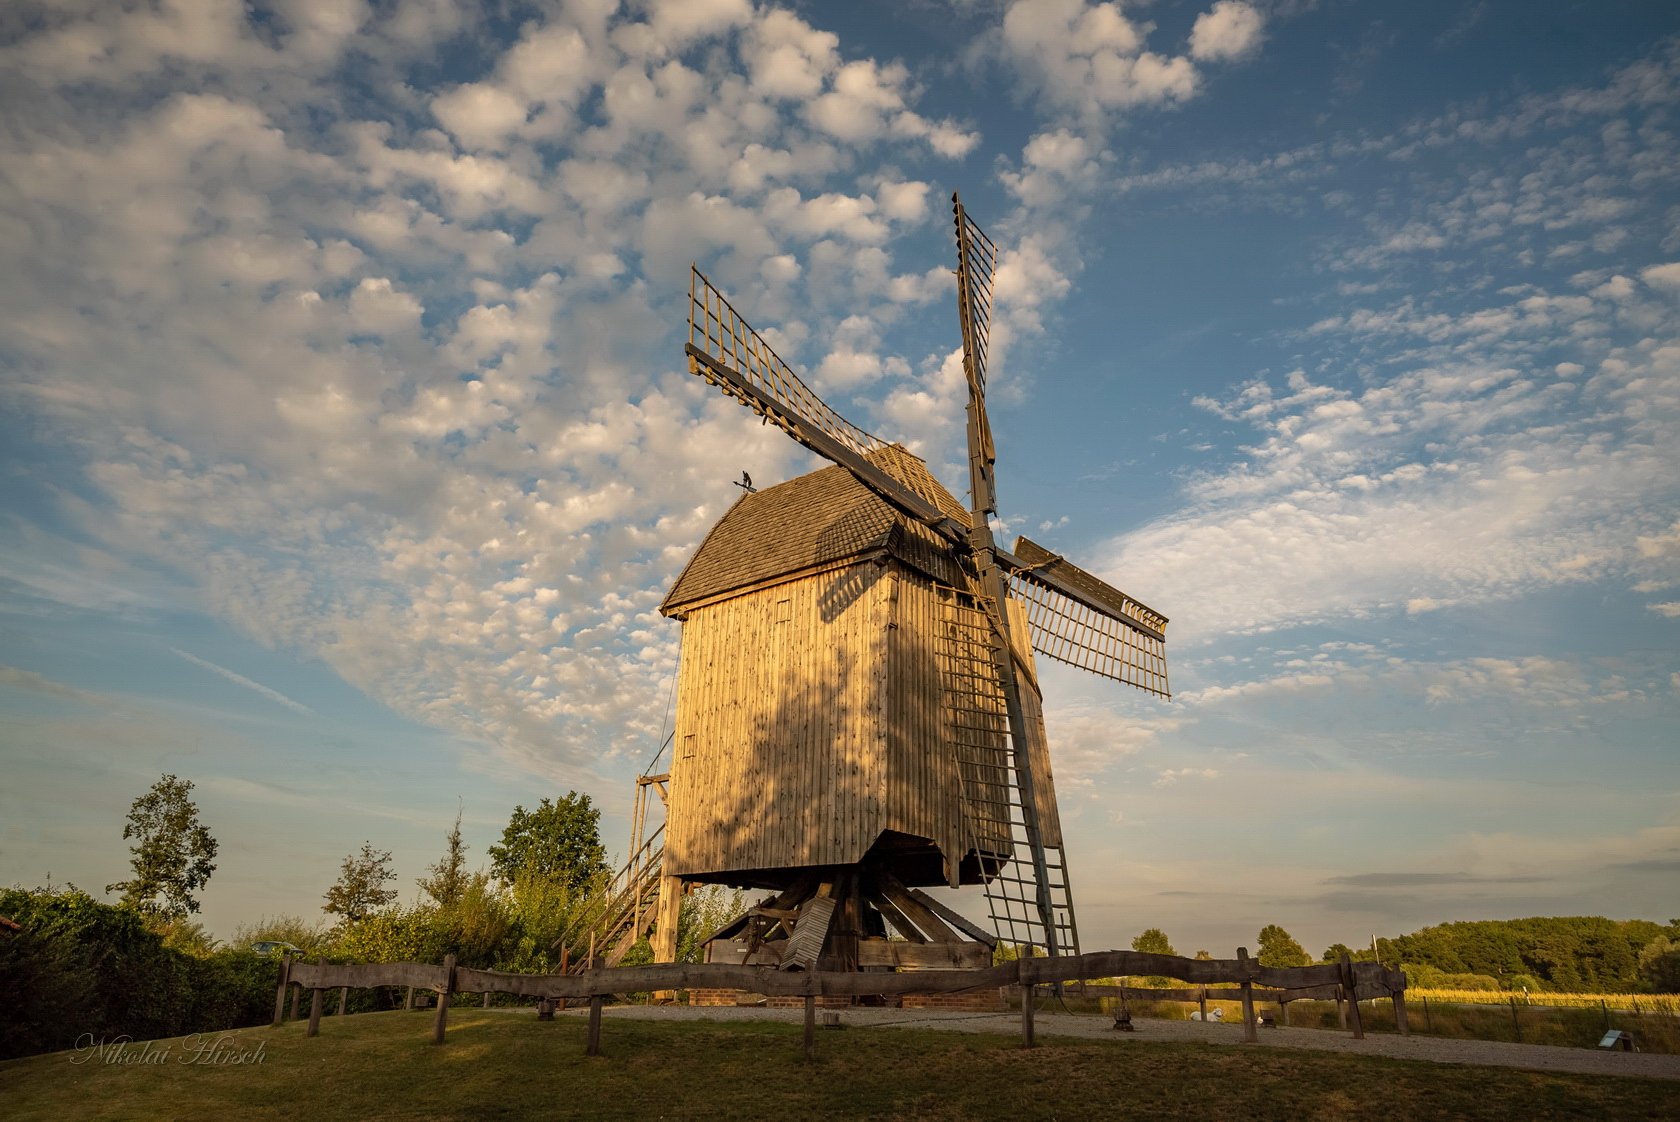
[688,265,885,461]
[686,267,968,543]
[951,193,1076,959]
[1009,537,1171,699]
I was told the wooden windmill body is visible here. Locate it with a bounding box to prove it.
[649,198,1170,972]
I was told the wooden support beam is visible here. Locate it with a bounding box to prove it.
[482,991,492,1009]
[856,940,991,969]
[878,872,958,943]
[586,994,604,1056]
[1393,989,1410,1036]
[906,889,998,948]
[803,995,816,1062]
[404,986,414,1010]
[290,984,300,1022]
[867,890,929,944]
[1340,953,1364,1040]
[271,955,290,1028]
[307,962,324,1038]
[1238,947,1257,1043]
[339,985,350,1015]
[1021,984,1036,1048]
[433,954,455,1045]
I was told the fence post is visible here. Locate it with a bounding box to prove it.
[307,958,325,1038]
[433,954,456,1045]
[1340,953,1364,1039]
[803,994,816,1062]
[1508,996,1522,1043]
[1423,995,1431,1032]
[272,953,291,1028]
[1198,987,1207,1023]
[1237,947,1258,1043]
[586,994,605,1056]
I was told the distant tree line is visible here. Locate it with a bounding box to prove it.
[1122,917,1680,994]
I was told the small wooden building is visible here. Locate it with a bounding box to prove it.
[658,445,1061,898]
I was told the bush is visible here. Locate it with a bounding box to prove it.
[0,886,285,1059]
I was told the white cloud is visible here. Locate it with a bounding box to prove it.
[1643,262,1680,295]
[1189,2,1264,62]
[0,0,997,782]
[1001,0,1200,122]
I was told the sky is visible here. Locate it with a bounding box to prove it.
[1,0,1677,959]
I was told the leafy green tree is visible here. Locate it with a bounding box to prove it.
[1257,924,1311,968]
[1322,942,1364,964]
[323,842,398,922]
[106,774,218,918]
[417,805,469,908]
[1638,936,1680,992]
[1131,928,1176,956]
[487,792,608,890]
[676,885,747,964]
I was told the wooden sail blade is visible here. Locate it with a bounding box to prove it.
[685,267,969,547]
[953,193,999,519]
[1007,537,1171,698]
[952,194,999,399]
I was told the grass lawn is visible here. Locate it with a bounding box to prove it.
[2,1009,1677,1121]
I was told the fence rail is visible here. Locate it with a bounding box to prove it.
[273,947,1406,1056]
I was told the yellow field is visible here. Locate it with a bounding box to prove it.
[1410,989,1680,1012]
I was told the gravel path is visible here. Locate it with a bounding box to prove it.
[584,1004,1680,1082]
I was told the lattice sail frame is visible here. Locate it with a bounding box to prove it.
[688,266,886,461]
[953,201,999,399]
[1009,539,1171,699]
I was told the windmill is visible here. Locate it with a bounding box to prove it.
[646,195,1169,976]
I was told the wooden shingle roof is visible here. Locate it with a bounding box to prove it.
[661,446,971,615]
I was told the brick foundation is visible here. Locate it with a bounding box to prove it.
[899,988,1005,1012]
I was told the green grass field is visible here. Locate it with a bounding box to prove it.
[2,1009,1677,1121]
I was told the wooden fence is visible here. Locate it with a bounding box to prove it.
[272,948,1408,1057]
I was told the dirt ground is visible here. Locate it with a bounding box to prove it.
[588,1003,1680,1082]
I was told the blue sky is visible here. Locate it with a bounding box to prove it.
[1,0,1677,958]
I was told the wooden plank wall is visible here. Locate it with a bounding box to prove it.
[665,561,893,876]
[885,569,969,885]
[664,555,1064,882]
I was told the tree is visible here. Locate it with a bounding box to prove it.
[1638,936,1680,992]
[323,842,398,922]
[417,805,469,908]
[1323,942,1358,964]
[1257,924,1311,968]
[106,774,218,919]
[487,792,608,890]
[1131,928,1176,956]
